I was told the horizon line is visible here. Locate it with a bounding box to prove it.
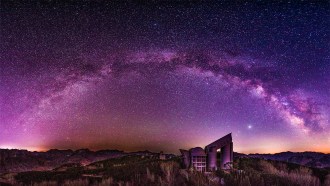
[1,147,329,155]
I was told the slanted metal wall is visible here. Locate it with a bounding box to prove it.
[207,146,217,171]
[205,133,233,171]
[220,142,233,169]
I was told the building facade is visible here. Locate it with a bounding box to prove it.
[180,133,233,172]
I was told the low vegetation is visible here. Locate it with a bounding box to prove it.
[218,158,329,186]
[1,155,329,185]
[12,155,218,186]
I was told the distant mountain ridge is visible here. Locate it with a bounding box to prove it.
[235,151,330,168]
[0,148,173,173]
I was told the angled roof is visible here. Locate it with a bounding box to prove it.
[205,133,232,150]
[189,147,206,156]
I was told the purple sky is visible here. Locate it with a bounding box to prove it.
[1,1,329,154]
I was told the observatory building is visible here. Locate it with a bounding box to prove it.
[180,133,233,172]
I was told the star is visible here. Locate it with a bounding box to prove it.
[0,1,328,154]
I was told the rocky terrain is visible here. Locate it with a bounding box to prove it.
[0,149,173,174]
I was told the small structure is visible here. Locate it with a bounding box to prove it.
[180,133,233,172]
[190,147,207,172]
[159,151,166,160]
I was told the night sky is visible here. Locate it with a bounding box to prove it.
[1,1,329,154]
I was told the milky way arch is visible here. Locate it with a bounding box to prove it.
[15,50,326,136]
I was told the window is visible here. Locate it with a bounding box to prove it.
[191,155,206,172]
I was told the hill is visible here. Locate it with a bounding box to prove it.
[0,149,174,174]
[246,151,330,168]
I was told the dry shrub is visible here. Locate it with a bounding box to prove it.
[189,171,212,186]
[258,160,320,186]
[160,161,178,184]
[275,162,288,173]
[62,179,89,186]
[280,166,319,186]
[259,160,278,174]
[240,176,252,186]
[179,169,189,181]
[97,177,114,186]
[32,180,57,186]
[158,176,164,185]
[292,166,312,175]
[323,174,330,186]
[284,170,319,186]
[146,167,155,182]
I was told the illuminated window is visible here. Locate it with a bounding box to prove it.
[191,156,206,172]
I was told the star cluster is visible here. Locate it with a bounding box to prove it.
[0,1,329,153]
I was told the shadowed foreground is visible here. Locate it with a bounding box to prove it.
[1,155,330,186]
